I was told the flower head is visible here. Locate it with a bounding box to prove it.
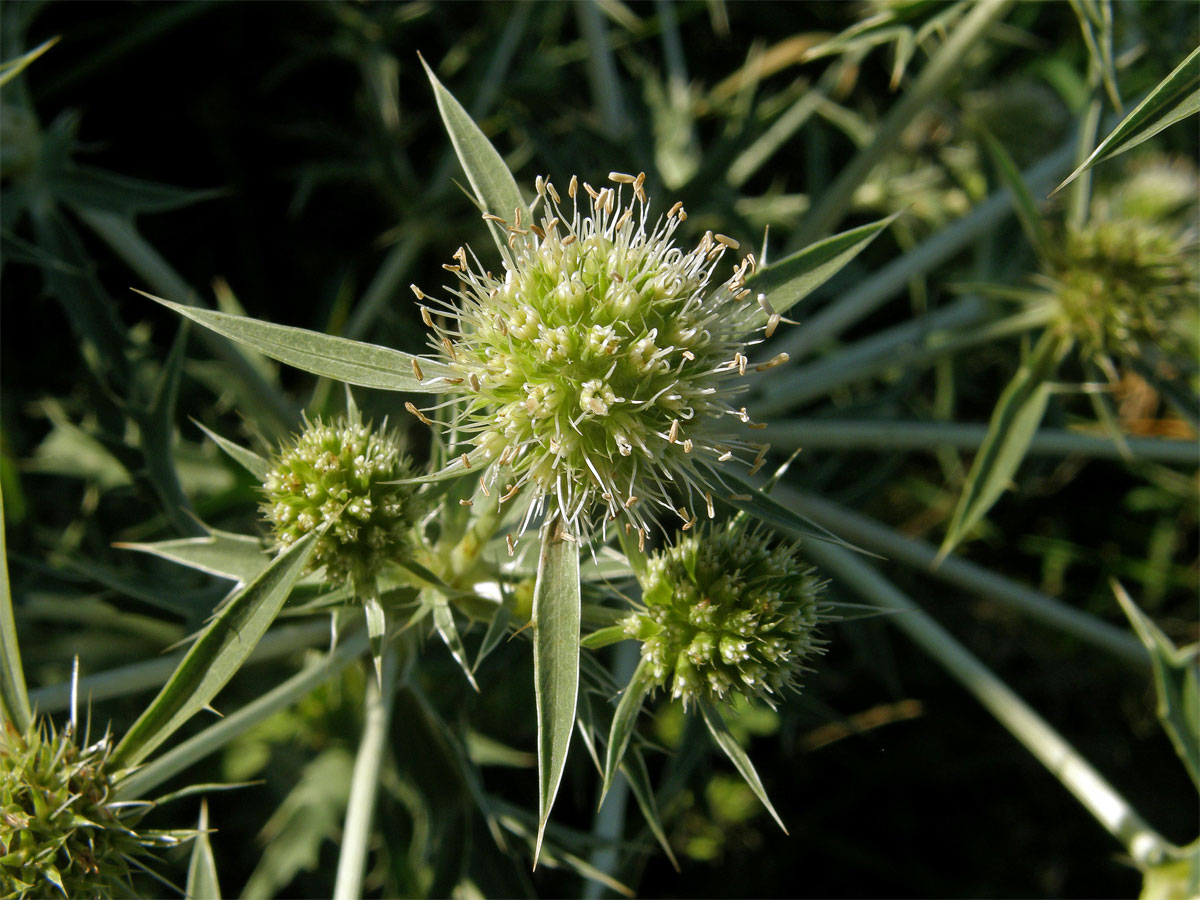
[413,173,783,538]
[622,522,824,708]
[1,719,179,898]
[262,414,419,590]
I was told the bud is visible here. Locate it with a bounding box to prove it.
[623,523,824,708]
[0,719,179,898]
[261,415,419,590]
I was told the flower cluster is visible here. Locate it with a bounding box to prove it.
[411,173,785,538]
[262,415,419,590]
[1,719,178,898]
[623,523,824,708]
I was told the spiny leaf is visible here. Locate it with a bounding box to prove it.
[429,590,480,692]
[116,529,271,584]
[600,659,651,806]
[192,420,271,481]
[741,213,899,331]
[420,52,530,256]
[112,532,318,767]
[939,329,1071,559]
[1054,46,1200,194]
[621,747,680,871]
[185,800,222,900]
[1113,581,1200,789]
[978,127,1051,258]
[698,698,788,833]
[531,518,581,868]
[139,291,455,393]
[0,475,32,732]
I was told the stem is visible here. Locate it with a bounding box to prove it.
[777,485,1147,668]
[763,420,1197,465]
[805,538,1169,866]
[0,482,32,732]
[776,140,1075,362]
[334,647,399,900]
[796,0,1016,245]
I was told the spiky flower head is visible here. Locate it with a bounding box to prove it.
[412,172,784,538]
[262,414,419,591]
[622,522,824,708]
[1,719,180,898]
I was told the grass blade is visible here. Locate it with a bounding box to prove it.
[420,53,529,255]
[532,518,581,867]
[1055,46,1200,194]
[698,698,787,833]
[0,478,32,732]
[185,800,221,900]
[1112,581,1199,789]
[939,329,1071,559]
[112,531,318,767]
[600,659,651,806]
[139,291,454,394]
[742,213,898,329]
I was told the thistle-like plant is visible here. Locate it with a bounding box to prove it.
[411,172,786,539]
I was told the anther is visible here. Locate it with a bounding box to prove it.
[608,171,635,184]
[714,234,740,249]
[755,352,790,372]
[668,420,679,443]
[459,498,473,507]
[500,483,520,502]
[765,314,781,338]
[668,201,684,219]
[405,402,434,426]
[410,284,426,300]
[442,337,458,360]
[624,495,638,508]
[468,373,481,391]
[506,534,516,556]
[482,213,507,224]
[682,439,693,453]
[461,452,472,469]
[705,492,715,518]
[548,182,561,204]
[420,307,433,327]
[561,234,577,246]
[479,477,490,497]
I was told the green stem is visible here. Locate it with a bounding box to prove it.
[805,538,1169,865]
[763,421,1197,466]
[796,0,1017,245]
[333,647,399,900]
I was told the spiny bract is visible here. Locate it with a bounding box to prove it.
[623,522,824,708]
[411,172,786,538]
[0,719,181,899]
[262,415,419,590]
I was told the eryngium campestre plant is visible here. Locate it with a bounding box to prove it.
[411,172,786,538]
[623,521,824,708]
[262,415,419,591]
[0,719,180,898]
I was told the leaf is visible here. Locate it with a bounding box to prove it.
[600,660,651,805]
[192,420,271,481]
[1055,46,1200,194]
[51,165,221,217]
[698,698,788,833]
[531,518,581,867]
[0,476,32,732]
[139,291,455,393]
[978,128,1051,257]
[116,529,271,584]
[696,700,787,835]
[740,213,898,331]
[621,747,680,871]
[420,53,530,255]
[430,591,480,692]
[185,801,222,900]
[579,624,628,650]
[939,329,1070,559]
[362,594,387,687]
[0,36,59,86]
[111,532,318,767]
[1113,581,1200,789]
[473,599,511,675]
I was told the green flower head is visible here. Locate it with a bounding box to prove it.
[411,173,784,538]
[623,522,825,709]
[262,414,419,590]
[1,719,180,898]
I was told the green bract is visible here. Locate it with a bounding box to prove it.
[623,522,824,708]
[0,719,179,898]
[262,416,418,591]
[414,173,783,537]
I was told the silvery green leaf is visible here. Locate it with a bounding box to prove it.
[699,698,787,833]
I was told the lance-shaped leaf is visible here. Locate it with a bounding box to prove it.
[0,36,59,87]
[531,519,581,867]
[192,420,270,481]
[429,590,480,692]
[139,291,455,393]
[740,213,898,333]
[1113,581,1200,789]
[600,659,652,806]
[186,800,222,900]
[978,128,1051,258]
[1055,46,1200,194]
[698,698,787,833]
[621,747,680,871]
[0,478,32,732]
[112,531,318,767]
[116,529,271,585]
[939,329,1071,559]
[420,53,530,255]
